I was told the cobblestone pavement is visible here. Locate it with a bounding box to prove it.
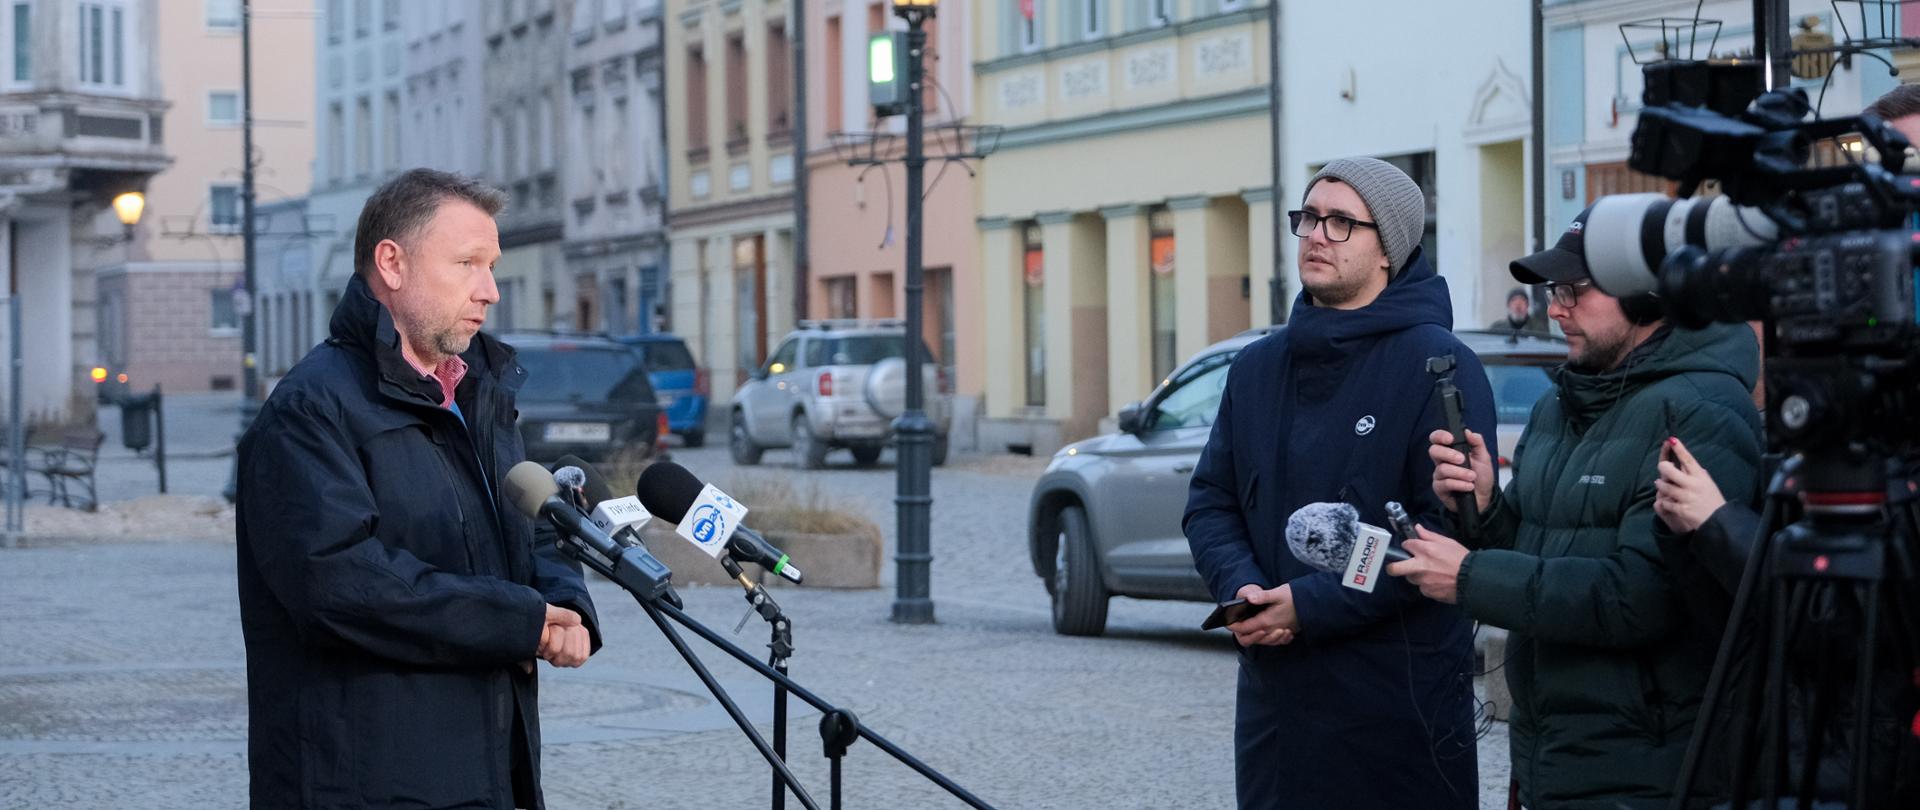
[0,437,1510,809]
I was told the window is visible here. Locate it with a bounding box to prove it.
[1080,0,1100,40]
[1148,352,1234,431]
[1219,0,1247,10]
[824,276,856,319]
[572,0,596,38]
[11,3,29,82]
[384,92,400,173]
[1022,223,1045,408]
[765,337,798,374]
[1018,0,1042,53]
[515,103,531,178]
[767,22,790,134]
[1149,0,1172,26]
[206,0,240,30]
[725,33,746,146]
[327,0,342,41]
[355,96,372,176]
[328,102,344,182]
[207,90,239,126]
[355,0,370,37]
[686,45,708,155]
[824,16,842,130]
[537,94,555,172]
[576,103,596,192]
[211,289,239,331]
[77,3,126,88]
[489,111,505,179]
[384,0,401,30]
[210,184,241,233]
[1148,207,1177,384]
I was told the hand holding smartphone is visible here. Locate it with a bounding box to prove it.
[1202,597,1263,631]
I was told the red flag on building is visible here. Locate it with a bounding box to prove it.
[1021,0,1034,21]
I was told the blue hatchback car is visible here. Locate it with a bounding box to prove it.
[616,333,708,447]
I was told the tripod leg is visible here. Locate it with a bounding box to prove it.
[774,654,789,810]
[1672,493,1783,810]
[1762,576,1802,807]
[1850,578,1882,810]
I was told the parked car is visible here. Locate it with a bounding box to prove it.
[729,319,952,469]
[1028,326,1568,636]
[505,332,664,464]
[615,333,709,447]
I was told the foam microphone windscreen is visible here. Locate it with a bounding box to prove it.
[636,461,706,524]
[1285,501,1362,574]
[554,454,615,507]
[504,461,561,519]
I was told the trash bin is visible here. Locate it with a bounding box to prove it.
[121,392,156,452]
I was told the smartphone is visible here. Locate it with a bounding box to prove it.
[1662,403,1685,471]
[1202,598,1262,631]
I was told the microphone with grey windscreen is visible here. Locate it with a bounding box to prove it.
[1285,502,1411,592]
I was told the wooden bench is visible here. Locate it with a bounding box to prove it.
[28,429,104,511]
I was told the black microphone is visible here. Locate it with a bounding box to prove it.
[1283,501,1410,593]
[636,461,805,584]
[554,454,649,550]
[505,461,679,605]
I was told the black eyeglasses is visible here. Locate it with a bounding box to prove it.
[1545,281,1593,309]
[1286,210,1377,243]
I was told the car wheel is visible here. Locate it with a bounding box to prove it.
[1051,505,1109,637]
[681,428,706,448]
[850,445,882,466]
[792,414,828,470]
[930,433,949,467]
[729,411,762,466]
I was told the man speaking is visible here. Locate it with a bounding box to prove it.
[1185,157,1496,808]
[235,170,599,809]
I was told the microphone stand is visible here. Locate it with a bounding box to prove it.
[650,598,997,810]
[556,536,823,810]
[714,555,798,810]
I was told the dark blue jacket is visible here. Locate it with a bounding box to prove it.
[1184,250,1496,809]
[236,274,600,809]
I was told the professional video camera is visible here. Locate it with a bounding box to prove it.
[1586,51,1920,810]
[1579,58,1919,454]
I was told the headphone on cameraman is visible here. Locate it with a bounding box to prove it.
[1618,290,1664,326]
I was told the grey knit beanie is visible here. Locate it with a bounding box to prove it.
[1303,157,1427,277]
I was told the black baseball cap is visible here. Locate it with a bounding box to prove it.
[1510,204,1594,285]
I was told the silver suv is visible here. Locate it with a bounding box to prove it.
[729,320,952,469]
[1028,327,1567,636]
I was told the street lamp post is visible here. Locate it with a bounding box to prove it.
[890,0,936,624]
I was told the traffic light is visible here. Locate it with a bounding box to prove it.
[868,31,908,118]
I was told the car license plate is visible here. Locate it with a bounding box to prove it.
[544,422,610,442]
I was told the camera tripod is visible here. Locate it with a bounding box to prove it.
[1671,450,1920,810]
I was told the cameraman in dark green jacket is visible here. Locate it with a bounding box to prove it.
[1385,205,1764,810]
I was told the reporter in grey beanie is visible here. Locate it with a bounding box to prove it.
[1187,154,1491,809]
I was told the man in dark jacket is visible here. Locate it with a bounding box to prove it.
[1391,204,1765,809]
[1185,157,1496,809]
[236,169,600,809]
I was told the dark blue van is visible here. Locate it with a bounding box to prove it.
[616,333,708,447]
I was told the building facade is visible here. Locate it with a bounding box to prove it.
[98,0,313,396]
[804,0,983,447]
[0,0,170,422]
[667,0,797,410]
[1543,0,1886,235]
[298,0,408,356]
[564,0,668,337]
[972,0,1273,453]
[1281,0,1531,332]
[482,0,571,333]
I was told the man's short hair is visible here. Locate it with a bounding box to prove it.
[1866,83,1920,122]
[353,169,507,279]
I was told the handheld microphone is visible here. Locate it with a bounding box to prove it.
[505,461,680,605]
[553,454,652,548]
[636,461,805,585]
[1284,501,1411,594]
